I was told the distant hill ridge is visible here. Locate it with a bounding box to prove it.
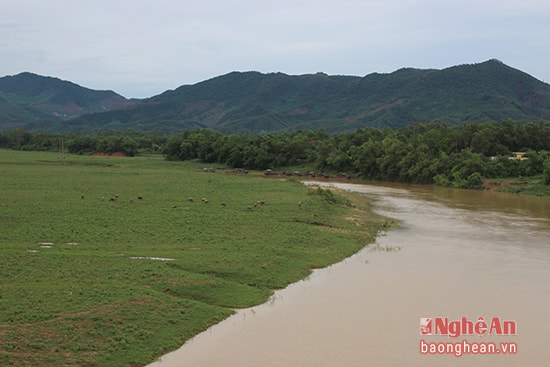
[1,59,550,133]
[0,72,135,129]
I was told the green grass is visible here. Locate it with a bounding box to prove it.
[0,149,387,367]
[485,175,550,196]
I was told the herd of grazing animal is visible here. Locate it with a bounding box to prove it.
[93,194,303,211]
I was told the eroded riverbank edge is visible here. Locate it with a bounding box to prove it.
[146,179,550,367]
[144,180,394,366]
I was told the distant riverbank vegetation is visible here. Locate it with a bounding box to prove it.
[2,120,549,191]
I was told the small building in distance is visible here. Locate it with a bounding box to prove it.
[509,152,528,161]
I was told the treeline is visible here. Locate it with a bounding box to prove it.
[0,129,166,156]
[2,121,550,187]
[163,121,550,188]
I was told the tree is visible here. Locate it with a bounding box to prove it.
[67,134,95,154]
[450,149,485,188]
[377,134,407,180]
[354,139,383,179]
[465,172,484,190]
[163,134,185,160]
[543,159,550,185]
[7,128,30,150]
[469,122,509,156]
[524,150,549,176]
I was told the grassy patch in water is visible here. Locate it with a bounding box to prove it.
[0,149,387,367]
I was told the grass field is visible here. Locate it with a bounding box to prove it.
[0,149,387,367]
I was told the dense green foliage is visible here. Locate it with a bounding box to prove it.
[3,60,550,134]
[544,160,550,185]
[0,150,386,366]
[2,120,550,190]
[0,72,134,128]
[162,120,550,189]
[54,60,550,134]
[0,128,166,156]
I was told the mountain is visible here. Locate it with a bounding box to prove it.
[2,60,550,133]
[0,72,136,129]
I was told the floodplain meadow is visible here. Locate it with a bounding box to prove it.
[0,149,387,367]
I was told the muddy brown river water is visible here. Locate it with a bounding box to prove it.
[146,182,550,367]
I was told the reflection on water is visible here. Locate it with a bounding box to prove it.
[146,183,550,367]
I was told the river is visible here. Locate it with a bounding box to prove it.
[146,182,550,367]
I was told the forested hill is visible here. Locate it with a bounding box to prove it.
[3,59,550,133]
[0,72,136,130]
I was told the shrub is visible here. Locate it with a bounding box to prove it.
[543,159,550,185]
[433,174,450,187]
[465,172,484,190]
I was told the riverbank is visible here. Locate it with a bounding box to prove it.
[483,176,550,196]
[0,150,388,367]
[143,180,550,367]
[259,165,550,198]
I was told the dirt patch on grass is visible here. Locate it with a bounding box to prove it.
[483,179,521,191]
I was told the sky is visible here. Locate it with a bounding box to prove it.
[1,0,549,98]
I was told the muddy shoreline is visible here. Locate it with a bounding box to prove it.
[146,181,550,367]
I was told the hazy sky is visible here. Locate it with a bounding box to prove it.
[2,0,549,98]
